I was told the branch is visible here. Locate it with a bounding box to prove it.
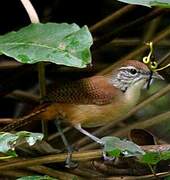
[113,111,170,137]
[0,144,170,170]
[90,5,135,33]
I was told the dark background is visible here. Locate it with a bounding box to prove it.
[0,0,169,117]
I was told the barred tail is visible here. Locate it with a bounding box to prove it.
[0,104,48,132]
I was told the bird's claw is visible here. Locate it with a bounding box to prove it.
[102,150,115,161]
[65,152,78,168]
[65,159,78,168]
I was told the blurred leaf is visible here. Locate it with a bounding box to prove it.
[139,152,160,164]
[101,136,145,158]
[117,0,170,7]
[17,175,57,180]
[0,132,18,153]
[0,131,43,157]
[0,23,93,68]
[164,176,170,180]
[16,131,43,146]
[139,151,170,165]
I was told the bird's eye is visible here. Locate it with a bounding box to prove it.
[130,68,137,75]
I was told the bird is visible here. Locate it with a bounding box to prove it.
[1,60,163,145]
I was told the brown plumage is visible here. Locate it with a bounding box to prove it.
[1,60,162,132]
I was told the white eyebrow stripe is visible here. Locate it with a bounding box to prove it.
[119,66,137,70]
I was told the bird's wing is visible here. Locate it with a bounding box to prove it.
[43,76,122,105]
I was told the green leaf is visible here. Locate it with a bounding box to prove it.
[117,0,170,8]
[161,151,170,161]
[139,152,160,164]
[0,131,43,157]
[17,175,58,180]
[0,132,18,153]
[164,176,170,180]
[16,131,43,146]
[101,136,145,158]
[139,151,170,165]
[0,23,93,68]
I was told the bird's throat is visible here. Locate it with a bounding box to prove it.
[124,79,146,106]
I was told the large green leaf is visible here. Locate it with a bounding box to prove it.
[117,0,170,7]
[0,23,93,68]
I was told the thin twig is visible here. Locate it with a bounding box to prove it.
[0,169,34,178]
[105,171,170,180]
[27,165,83,180]
[100,21,170,75]
[90,5,135,33]
[0,144,170,170]
[113,111,170,137]
[7,90,40,104]
[102,39,170,48]
[143,17,161,42]
[47,126,72,142]
[0,150,102,170]
[93,8,165,49]
[0,118,13,124]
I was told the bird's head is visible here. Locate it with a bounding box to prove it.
[109,60,164,92]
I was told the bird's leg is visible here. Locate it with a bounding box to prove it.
[74,124,104,145]
[54,120,77,168]
[74,124,116,161]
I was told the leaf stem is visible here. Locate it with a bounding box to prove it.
[20,0,39,23]
[20,0,48,137]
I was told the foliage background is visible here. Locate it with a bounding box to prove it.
[0,0,170,179]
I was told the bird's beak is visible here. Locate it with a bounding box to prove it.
[144,71,164,90]
[152,71,164,80]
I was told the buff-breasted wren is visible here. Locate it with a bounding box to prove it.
[1,60,163,144]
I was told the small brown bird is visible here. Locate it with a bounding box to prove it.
[1,60,163,145]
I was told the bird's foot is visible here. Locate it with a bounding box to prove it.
[100,137,117,161]
[102,150,115,161]
[65,147,78,168]
[65,157,78,169]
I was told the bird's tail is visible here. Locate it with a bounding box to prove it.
[0,104,49,132]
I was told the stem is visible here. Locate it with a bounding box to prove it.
[0,150,102,170]
[113,111,170,137]
[0,169,33,178]
[93,8,164,50]
[143,17,161,42]
[20,0,48,137]
[7,90,40,104]
[90,5,135,33]
[0,145,170,170]
[20,0,39,23]
[38,62,48,138]
[105,171,170,180]
[27,165,83,180]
